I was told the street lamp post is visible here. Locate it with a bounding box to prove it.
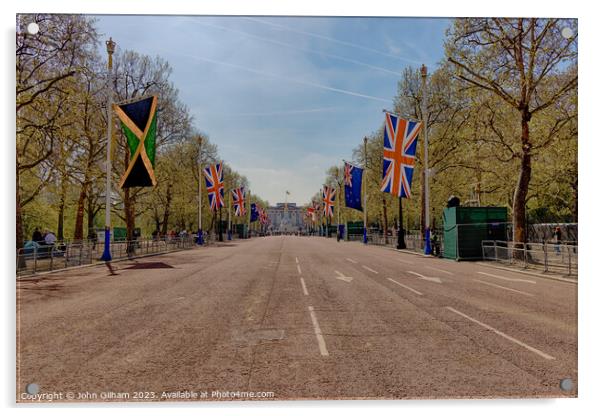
[100,37,115,262]
[421,64,432,255]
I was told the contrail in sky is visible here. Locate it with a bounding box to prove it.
[172,51,391,103]
[193,20,401,76]
[244,16,424,65]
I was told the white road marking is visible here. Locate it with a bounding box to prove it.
[425,266,453,275]
[445,306,555,360]
[334,270,353,283]
[474,279,534,297]
[362,265,379,274]
[477,271,536,284]
[300,277,309,296]
[387,278,423,295]
[408,270,442,284]
[295,257,299,264]
[308,306,329,356]
[398,258,414,265]
[345,257,358,264]
[297,264,302,275]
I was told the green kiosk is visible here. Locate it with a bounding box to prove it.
[442,206,508,260]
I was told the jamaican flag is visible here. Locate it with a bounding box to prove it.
[114,95,158,188]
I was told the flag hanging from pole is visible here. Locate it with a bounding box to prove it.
[203,163,225,211]
[322,186,336,218]
[250,203,259,222]
[344,161,363,211]
[232,187,246,216]
[380,112,423,198]
[115,95,158,188]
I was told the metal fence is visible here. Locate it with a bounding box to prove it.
[346,230,429,254]
[482,240,577,276]
[16,236,196,277]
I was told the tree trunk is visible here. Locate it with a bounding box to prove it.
[16,165,26,266]
[382,197,389,244]
[57,186,66,241]
[512,112,532,246]
[86,195,96,239]
[73,183,87,241]
[161,182,173,236]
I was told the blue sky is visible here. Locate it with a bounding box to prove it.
[95,15,450,205]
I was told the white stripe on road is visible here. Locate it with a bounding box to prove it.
[300,277,309,296]
[478,271,536,284]
[398,258,414,265]
[445,306,555,360]
[425,266,453,275]
[407,271,442,283]
[308,306,329,356]
[474,279,534,297]
[297,264,302,275]
[295,257,299,264]
[387,278,423,295]
[346,257,358,264]
[362,265,379,274]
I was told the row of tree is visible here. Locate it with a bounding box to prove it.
[312,18,577,243]
[16,14,266,249]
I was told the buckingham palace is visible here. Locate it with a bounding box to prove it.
[266,203,304,233]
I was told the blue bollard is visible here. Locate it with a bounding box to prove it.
[424,227,432,255]
[100,227,112,261]
[197,228,204,245]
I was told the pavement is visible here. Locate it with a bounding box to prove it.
[16,235,577,402]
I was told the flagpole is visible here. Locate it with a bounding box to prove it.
[101,37,115,262]
[363,136,368,244]
[421,64,432,255]
[397,197,406,249]
[227,189,232,240]
[197,137,204,245]
[337,168,341,242]
[247,188,250,239]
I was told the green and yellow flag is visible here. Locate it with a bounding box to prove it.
[114,95,158,188]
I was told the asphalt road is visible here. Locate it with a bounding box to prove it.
[16,236,577,401]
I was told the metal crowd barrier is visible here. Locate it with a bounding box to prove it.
[482,240,577,276]
[16,236,196,277]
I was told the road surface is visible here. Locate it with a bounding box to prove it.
[16,236,577,401]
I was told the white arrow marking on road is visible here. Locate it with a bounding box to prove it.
[334,270,353,283]
[407,270,442,284]
[477,271,536,284]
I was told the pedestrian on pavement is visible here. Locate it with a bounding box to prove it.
[553,226,562,254]
[32,227,43,243]
[44,230,57,246]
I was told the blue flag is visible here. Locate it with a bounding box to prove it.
[250,203,259,222]
[344,162,363,211]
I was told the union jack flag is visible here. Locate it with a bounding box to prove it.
[258,206,269,225]
[322,185,336,218]
[307,206,315,222]
[231,187,246,216]
[381,112,423,198]
[344,162,353,187]
[203,163,225,211]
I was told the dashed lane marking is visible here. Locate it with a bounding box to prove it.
[445,306,555,360]
[425,266,453,275]
[398,258,414,265]
[362,265,379,274]
[387,278,423,295]
[295,257,299,264]
[308,306,329,356]
[477,271,536,284]
[300,277,309,296]
[345,258,358,264]
[474,279,534,297]
[297,264,302,275]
